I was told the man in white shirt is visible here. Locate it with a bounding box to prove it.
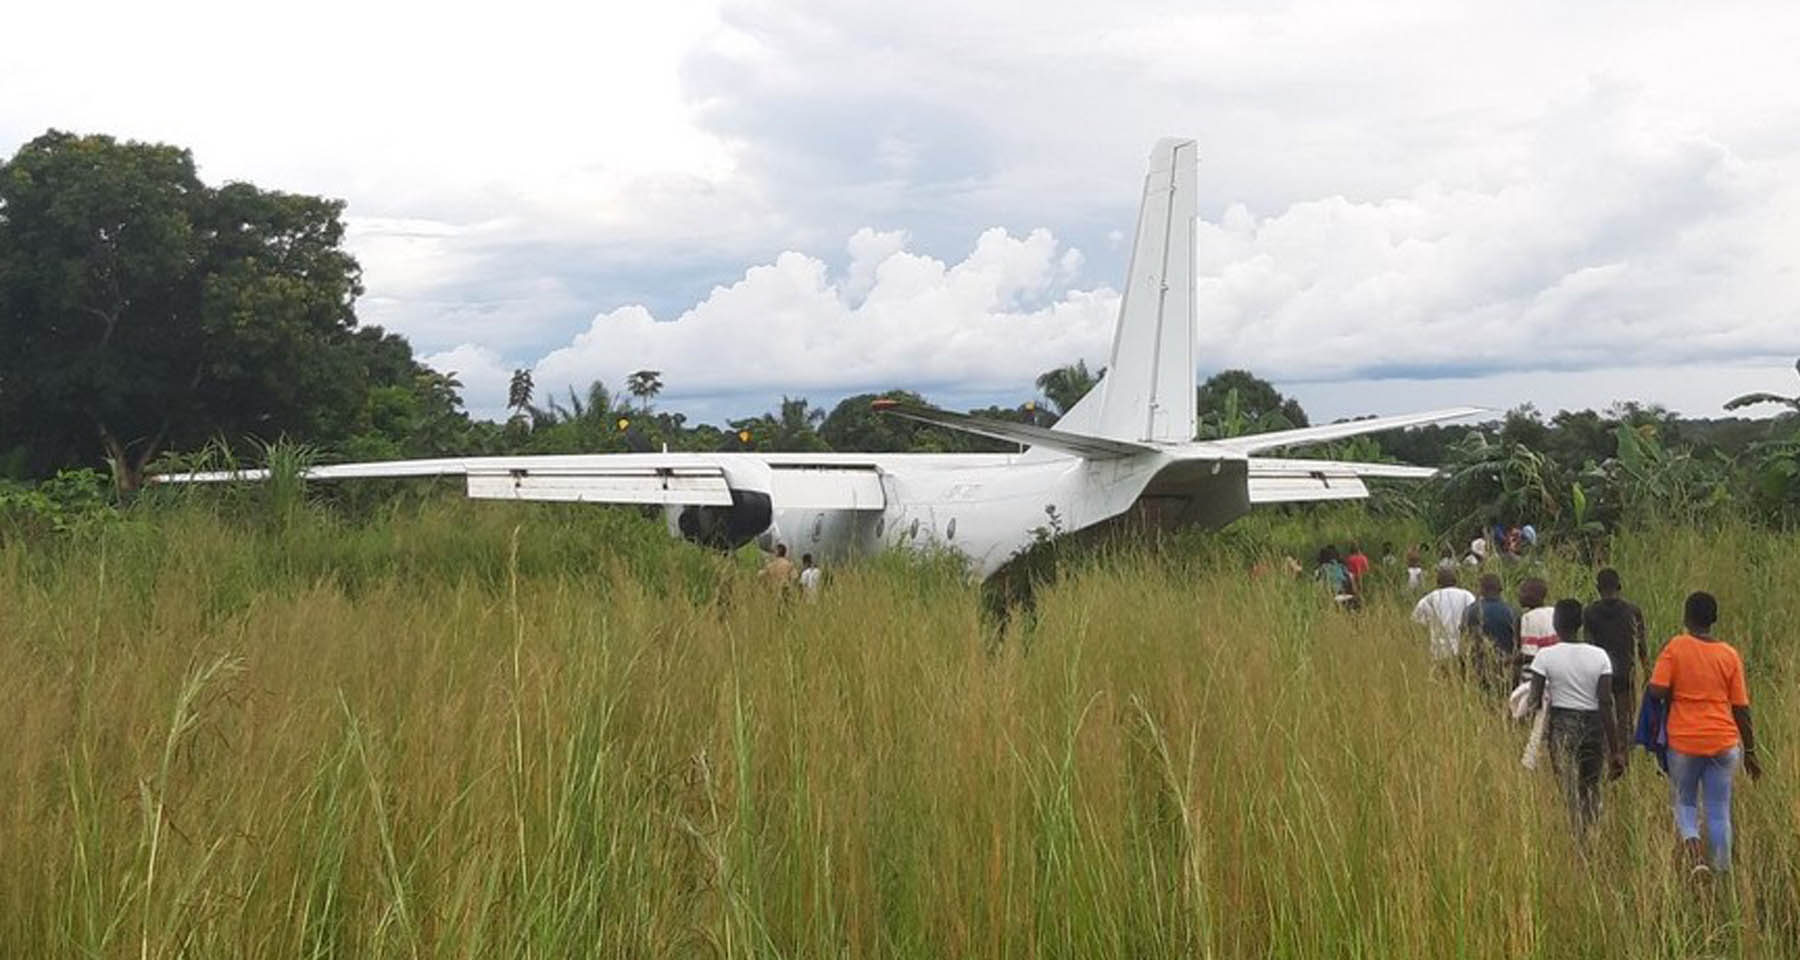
[1411,568,1476,662]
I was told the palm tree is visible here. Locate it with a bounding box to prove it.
[732,397,828,452]
[1724,358,1800,415]
[626,369,664,413]
[506,368,534,432]
[1034,361,1100,417]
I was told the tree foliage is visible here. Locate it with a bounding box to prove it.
[0,130,466,487]
[626,369,663,412]
[1034,361,1100,418]
[1196,369,1309,436]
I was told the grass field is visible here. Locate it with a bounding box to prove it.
[1,500,1796,957]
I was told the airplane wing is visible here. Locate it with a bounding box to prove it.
[871,399,1154,459]
[1211,406,1487,456]
[153,453,888,510]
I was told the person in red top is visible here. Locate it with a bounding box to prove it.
[1646,591,1761,875]
[1344,542,1371,584]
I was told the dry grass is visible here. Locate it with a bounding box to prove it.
[1,502,1796,957]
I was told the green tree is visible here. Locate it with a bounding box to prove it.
[1722,362,1800,524]
[522,380,637,453]
[0,130,380,488]
[734,396,828,452]
[626,369,663,413]
[1431,430,1560,535]
[1034,361,1100,418]
[820,390,957,452]
[1195,370,1308,437]
[507,368,535,428]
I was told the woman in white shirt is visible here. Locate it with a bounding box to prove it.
[1525,599,1624,842]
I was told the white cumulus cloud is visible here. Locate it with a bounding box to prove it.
[1191,84,1800,382]
[528,228,1119,407]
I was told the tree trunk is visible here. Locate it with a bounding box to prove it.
[94,420,168,493]
[95,422,136,492]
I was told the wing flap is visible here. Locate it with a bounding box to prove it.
[1248,457,1438,480]
[466,466,733,505]
[770,467,886,511]
[1247,474,1370,504]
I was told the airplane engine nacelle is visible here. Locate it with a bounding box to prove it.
[670,461,774,550]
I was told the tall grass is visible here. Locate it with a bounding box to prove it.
[1,500,1795,957]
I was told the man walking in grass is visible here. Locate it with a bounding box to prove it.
[1525,599,1624,843]
[1583,568,1648,767]
[1412,568,1476,664]
[1463,573,1517,694]
[761,543,797,590]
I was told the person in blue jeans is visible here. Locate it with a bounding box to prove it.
[1646,592,1762,875]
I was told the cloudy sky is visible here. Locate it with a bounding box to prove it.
[5,0,1800,425]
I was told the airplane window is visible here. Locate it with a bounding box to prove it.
[946,517,957,540]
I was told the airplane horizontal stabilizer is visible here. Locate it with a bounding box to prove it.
[1212,406,1487,456]
[872,399,1154,459]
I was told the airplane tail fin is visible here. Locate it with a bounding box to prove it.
[1051,138,1198,445]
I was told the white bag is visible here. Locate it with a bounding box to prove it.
[1520,705,1549,770]
[1507,681,1535,721]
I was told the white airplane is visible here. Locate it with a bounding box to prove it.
[160,139,1480,579]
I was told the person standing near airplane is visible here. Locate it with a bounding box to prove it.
[761,543,797,590]
[1646,592,1761,875]
[799,553,822,601]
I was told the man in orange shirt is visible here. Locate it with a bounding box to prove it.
[1646,592,1762,875]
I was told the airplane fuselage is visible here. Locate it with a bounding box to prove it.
[666,447,1254,579]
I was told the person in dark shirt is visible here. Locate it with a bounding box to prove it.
[1464,573,1518,694]
[1583,567,1648,766]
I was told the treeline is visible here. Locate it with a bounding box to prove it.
[4,128,1798,534]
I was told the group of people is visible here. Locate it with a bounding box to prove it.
[760,543,825,599]
[1413,565,1761,874]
